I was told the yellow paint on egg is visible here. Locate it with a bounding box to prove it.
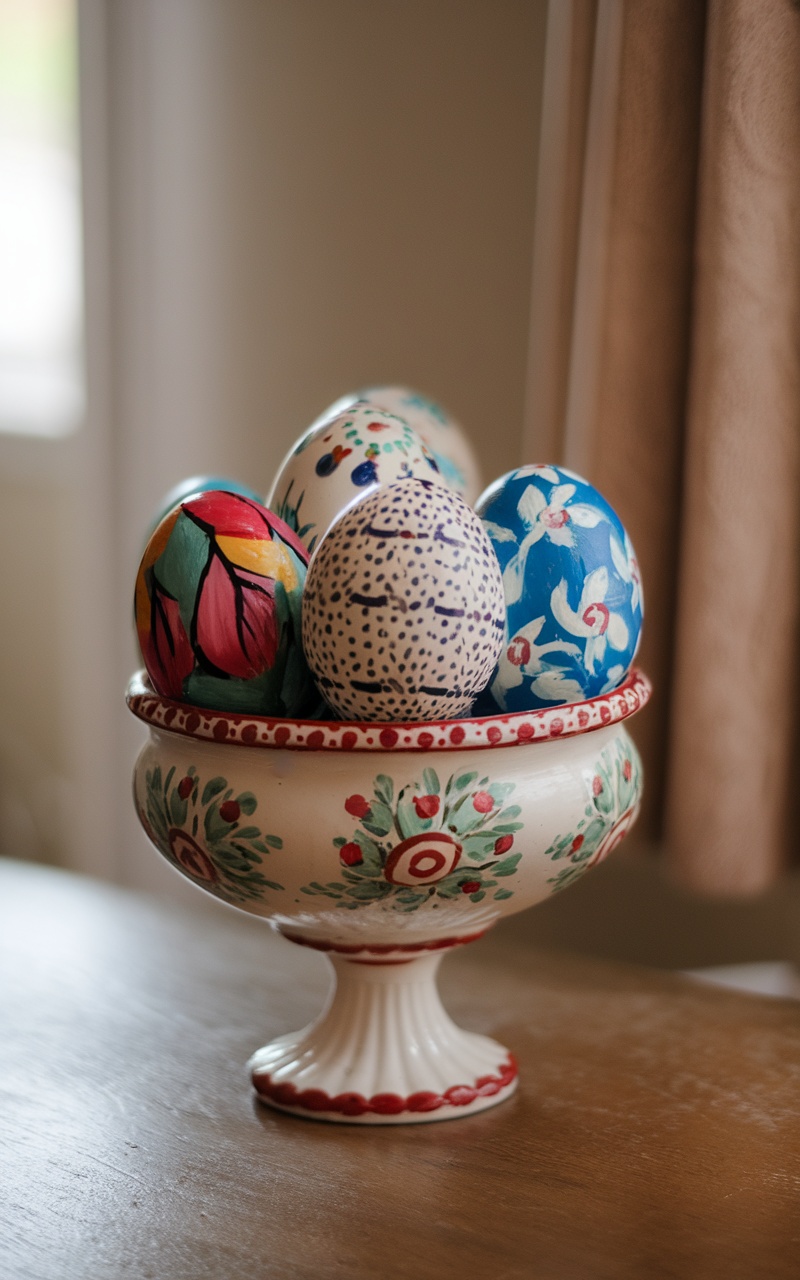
[134,508,181,633]
[216,535,300,592]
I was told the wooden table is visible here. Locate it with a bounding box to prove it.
[2,858,799,1280]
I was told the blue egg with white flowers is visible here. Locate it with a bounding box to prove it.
[474,465,643,712]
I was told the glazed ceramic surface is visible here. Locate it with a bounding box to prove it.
[135,491,317,717]
[129,667,650,1124]
[313,386,483,504]
[301,478,505,721]
[476,465,643,713]
[266,403,445,554]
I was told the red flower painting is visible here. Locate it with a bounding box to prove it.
[345,795,371,819]
[413,795,440,819]
[168,829,219,883]
[140,764,285,905]
[305,769,524,912]
[192,548,280,680]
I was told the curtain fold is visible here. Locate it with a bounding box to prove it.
[667,0,800,892]
[525,0,800,894]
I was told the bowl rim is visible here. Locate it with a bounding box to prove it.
[126,667,651,753]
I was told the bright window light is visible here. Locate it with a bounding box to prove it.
[0,0,83,437]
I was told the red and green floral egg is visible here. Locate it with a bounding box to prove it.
[301,478,506,722]
[135,490,318,717]
[265,401,447,555]
[146,474,262,540]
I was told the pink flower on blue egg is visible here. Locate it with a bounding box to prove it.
[550,567,629,683]
[497,616,584,706]
[492,467,606,607]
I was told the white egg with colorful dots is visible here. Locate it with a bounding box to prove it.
[310,385,483,504]
[475,465,643,713]
[266,402,447,555]
[301,478,505,721]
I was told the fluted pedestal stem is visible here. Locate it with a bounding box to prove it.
[249,952,517,1124]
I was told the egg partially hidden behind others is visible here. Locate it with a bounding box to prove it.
[311,385,483,504]
[267,402,446,556]
[301,478,505,721]
[135,490,317,717]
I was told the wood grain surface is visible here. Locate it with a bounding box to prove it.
[2,858,799,1280]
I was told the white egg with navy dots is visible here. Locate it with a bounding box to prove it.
[474,465,643,713]
[301,478,505,722]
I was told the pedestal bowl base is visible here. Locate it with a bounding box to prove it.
[128,668,651,1125]
[248,952,518,1125]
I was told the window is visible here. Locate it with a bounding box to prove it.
[0,0,83,436]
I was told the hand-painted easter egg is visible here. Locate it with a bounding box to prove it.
[311,385,483,504]
[267,402,446,555]
[135,490,318,716]
[148,475,263,537]
[475,465,643,712]
[301,478,505,721]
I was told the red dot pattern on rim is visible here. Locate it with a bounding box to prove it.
[252,1055,518,1117]
[127,668,651,753]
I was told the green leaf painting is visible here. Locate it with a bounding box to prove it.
[544,737,642,894]
[139,766,284,904]
[299,768,525,914]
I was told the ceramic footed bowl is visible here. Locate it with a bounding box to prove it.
[128,668,651,1124]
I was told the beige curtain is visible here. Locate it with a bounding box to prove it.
[524,0,800,894]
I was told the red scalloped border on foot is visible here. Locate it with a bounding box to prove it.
[252,1055,518,1117]
[279,928,488,956]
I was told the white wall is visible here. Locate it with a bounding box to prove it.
[0,0,548,896]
